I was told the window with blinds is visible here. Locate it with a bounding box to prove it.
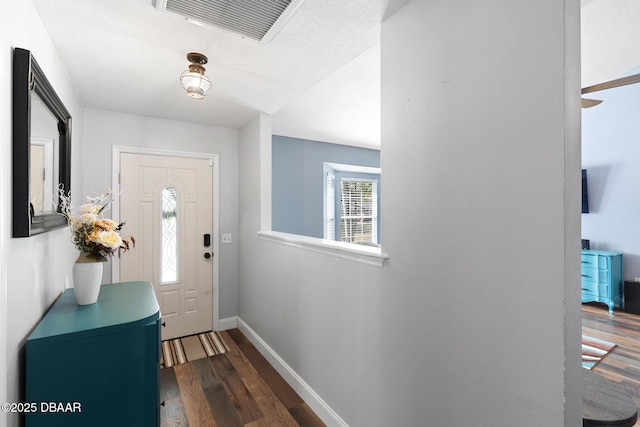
[340,179,378,244]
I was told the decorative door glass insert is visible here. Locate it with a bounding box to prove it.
[161,187,178,283]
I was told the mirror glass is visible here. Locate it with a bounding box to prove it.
[30,92,59,215]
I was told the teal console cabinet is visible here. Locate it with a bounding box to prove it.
[25,281,161,427]
[581,250,623,315]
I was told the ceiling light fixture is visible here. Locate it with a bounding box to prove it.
[180,52,212,99]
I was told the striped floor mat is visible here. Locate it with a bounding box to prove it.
[161,331,230,369]
[582,335,616,370]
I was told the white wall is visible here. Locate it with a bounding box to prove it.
[238,0,582,426]
[378,1,581,424]
[582,73,640,280]
[0,4,84,427]
[82,108,240,319]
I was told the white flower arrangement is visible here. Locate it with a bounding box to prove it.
[59,188,135,261]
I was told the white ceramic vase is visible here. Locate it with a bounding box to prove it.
[72,253,104,305]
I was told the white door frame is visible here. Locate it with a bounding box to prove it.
[112,145,221,331]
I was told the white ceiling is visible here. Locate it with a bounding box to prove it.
[581,0,640,87]
[31,0,640,148]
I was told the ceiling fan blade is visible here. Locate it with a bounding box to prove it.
[581,98,603,108]
[582,72,640,94]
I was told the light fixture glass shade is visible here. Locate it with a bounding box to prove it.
[180,70,212,100]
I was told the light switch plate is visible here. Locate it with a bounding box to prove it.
[222,234,232,244]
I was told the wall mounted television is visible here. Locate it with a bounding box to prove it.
[582,169,589,214]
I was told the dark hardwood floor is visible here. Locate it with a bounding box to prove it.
[160,328,326,427]
[582,302,640,426]
[162,306,640,426]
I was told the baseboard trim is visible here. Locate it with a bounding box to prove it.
[237,318,348,427]
[218,316,238,331]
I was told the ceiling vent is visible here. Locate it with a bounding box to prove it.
[153,0,303,43]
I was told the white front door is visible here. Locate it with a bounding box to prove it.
[119,153,214,340]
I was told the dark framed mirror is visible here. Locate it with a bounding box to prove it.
[13,47,71,237]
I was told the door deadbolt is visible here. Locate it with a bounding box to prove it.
[204,252,212,259]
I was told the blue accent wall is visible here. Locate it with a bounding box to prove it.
[272,135,381,239]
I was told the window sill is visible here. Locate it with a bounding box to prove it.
[257,231,388,267]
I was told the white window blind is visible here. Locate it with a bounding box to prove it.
[340,179,378,244]
[325,172,336,240]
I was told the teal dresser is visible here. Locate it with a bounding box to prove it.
[581,250,623,315]
[26,281,161,427]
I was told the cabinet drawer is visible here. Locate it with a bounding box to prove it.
[582,280,598,294]
[581,268,610,284]
[581,280,609,296]
[581,254,610,270]
[581,254,597,268]
[581,267,597,281]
